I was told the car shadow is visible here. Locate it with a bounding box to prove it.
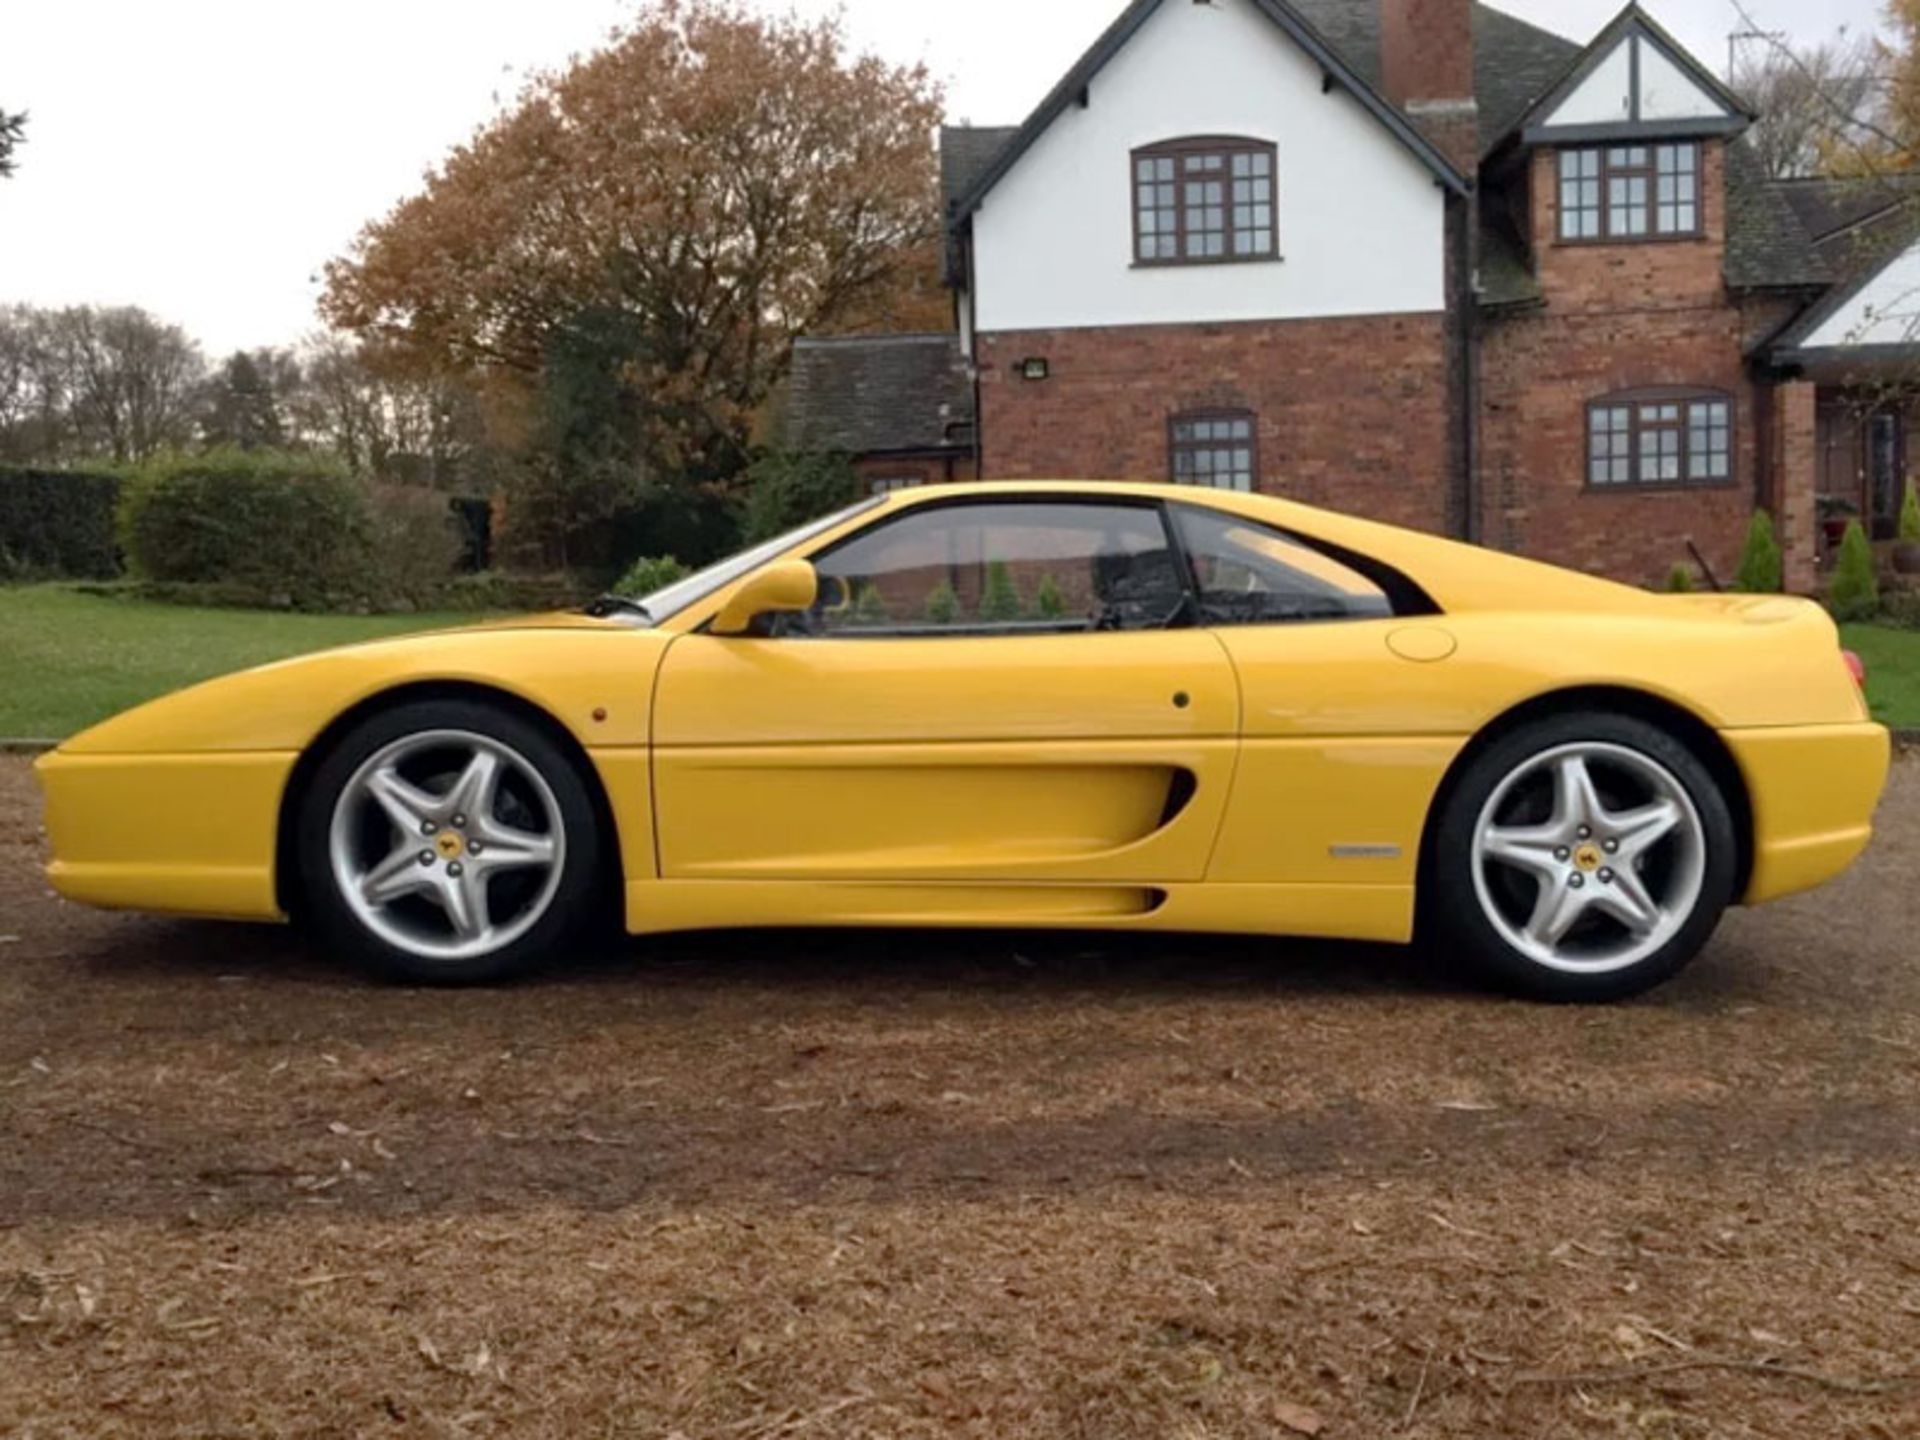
[76,915,1495,1003]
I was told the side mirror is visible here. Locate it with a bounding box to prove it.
[711,559,819,636]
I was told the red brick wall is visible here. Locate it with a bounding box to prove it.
[1479,141,1760,585]
[1773,381,1818,593]
[976,313,1454,536]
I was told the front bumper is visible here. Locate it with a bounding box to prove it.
[1724,722,1891,905]
[35,749,296,921]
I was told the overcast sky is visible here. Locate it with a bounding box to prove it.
[0,0,1890,357]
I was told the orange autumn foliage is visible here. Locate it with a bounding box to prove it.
[321,0,946,467]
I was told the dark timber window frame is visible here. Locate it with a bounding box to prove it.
[1168,409,1259,492]
[1131,137,1280,267]
[1585,386,1734,490]
[1557,142,1702,243]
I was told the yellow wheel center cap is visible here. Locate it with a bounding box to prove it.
[435,830,465,860]
[1573,843,1603,872]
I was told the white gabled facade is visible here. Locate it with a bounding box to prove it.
[1533,15,1741,133]
[967,0,1448,335]
[1801,239,1920,350]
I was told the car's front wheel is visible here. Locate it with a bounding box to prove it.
[295,698,603,984]
[1426,712,1738,1002]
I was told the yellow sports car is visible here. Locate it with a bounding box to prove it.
[36,482,1888,1000]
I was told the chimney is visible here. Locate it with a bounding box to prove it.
[1379,0,1479,173]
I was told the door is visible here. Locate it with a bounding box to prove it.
[1869,410,1903,541]
[651,497,1240,885]
[1158,502,1462,898]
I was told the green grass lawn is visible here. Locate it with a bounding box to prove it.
[1841,623,1920,732]
[0,586,486,739]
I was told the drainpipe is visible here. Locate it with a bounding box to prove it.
[1458,187,1482,545]
[964,223,985,481]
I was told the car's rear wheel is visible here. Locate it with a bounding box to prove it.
[1426,712,1737,1002]
[294,698,603,984]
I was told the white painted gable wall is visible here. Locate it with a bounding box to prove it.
[1545,43,1633,126]
[1805,239,1920,349]
[1638,40,1724,122]
[1542,32,1728,130]
[969,0,1446,335]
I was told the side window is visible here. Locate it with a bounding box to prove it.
[1171,505,1392,626]
[792,501,1188,637]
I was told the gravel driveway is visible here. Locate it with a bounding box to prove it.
[2,753,1916,1437]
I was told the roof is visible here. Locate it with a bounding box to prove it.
[1287,0,1580,152]
[1769,189,1920,360]
[938,3,1579,221]
[783,334,974,456]
[1724,144,1833,292]
[1478,217,1542,308]
[944,0,1471,233]
[941,125,1019,221]
[1777,174,1920,244]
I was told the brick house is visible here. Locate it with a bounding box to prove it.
[787,0,1920,591]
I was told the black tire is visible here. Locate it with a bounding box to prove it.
[1424,711,1738,1003]
[293,697,605,984]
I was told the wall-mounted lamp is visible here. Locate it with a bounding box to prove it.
[1020,357,1050,382]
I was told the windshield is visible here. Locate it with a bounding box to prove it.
[619,497,886,623]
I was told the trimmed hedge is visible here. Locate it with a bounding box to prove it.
[122,450,369,605]
[0,467,123,579]
[120,450,468,611]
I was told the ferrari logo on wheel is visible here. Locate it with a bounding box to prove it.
[435,831,465,860]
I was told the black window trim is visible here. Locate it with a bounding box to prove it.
[1168,407,1260,491]
[1555,140,1704,246]
[750,492,1439,639]
[1131,135,1282,269]
[1583,385,1736,491]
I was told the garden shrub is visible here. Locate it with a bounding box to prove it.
[1902,481,1920,542]
[614,554,689,597]
[740,449,858,543]
[924,579,959,624]
[365,483,466,608]
[1827,519,1880,622]
[850,583,891,626]
[122,450,370,606]
[1662,563,1696,594]
[1035,573,1066,618]
[1733,510,1783,593]
[121,450,466,611]
[1880,588,1920,629]
[0,467,123,579]
[979,560,1022,621]
[434,570,594,613]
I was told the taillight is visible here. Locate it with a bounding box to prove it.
[1843,649,1867,689]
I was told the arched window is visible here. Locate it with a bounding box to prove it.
[1132,137,1277,265]
[1586,387,1732,487]
[1169,409,1258,492]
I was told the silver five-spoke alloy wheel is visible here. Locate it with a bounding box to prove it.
[328,729,567,963]
[1470,741,1707,976]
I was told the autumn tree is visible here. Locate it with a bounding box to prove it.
[1866,0,1920,169]
[321,0,945,560]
